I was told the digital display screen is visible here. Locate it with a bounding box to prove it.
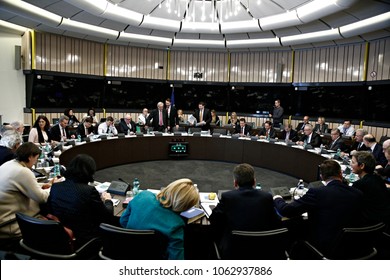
[169,142,188,157]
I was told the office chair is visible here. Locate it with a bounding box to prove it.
[212,128,227,135]
[215,228,290,260]
[16,212,100,260]
[98,223,167,260]
[290,222,387,260]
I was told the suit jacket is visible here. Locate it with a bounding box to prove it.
[353,173,390,225]
[258,127,276,138]
[327,137,346,151]
[118,119,137,134]
[281,129,298,142]
[210,186,282,259]
[371,143,387,167]
[166,106,179,129]
[299,132,322,147]
[194,108,212,130]
[0,146,15,166]
[76,122,94,138]
[47,179,115,247]
[146,109,168,130]
[234,124,252,135]
[347,141,368,153]
[314,123,329,134]
[50,124,70,142]
[274,180,364,256]
[296,122,309,132]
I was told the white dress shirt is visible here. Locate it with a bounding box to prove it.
[98,122,118,135]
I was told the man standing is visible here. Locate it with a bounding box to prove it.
[269,99,284,128]
[165,98,179,132]
[146,102,168,132]
[210,163,282,259]
[50,115,74,142]
[194,101,211,131]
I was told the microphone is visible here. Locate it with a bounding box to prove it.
[118,178,130,186]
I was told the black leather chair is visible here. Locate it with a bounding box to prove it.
[16,212,100,259]
[99,223,167,260]
[215,228,290,260]
[290,222,387,260]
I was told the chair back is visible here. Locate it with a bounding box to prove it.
[99,223,167,260]
[16,212,74,256]
[330,222,387,259]
[229,228,289,259]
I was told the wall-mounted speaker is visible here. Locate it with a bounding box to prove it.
[15,45,21,70]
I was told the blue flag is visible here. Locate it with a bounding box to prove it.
[170,87,175,106]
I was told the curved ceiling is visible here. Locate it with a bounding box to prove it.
[0,0,389,50]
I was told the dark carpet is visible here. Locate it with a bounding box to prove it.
[94,160,299,193]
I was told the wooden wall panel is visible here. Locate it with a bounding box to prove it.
[368,38,390,81]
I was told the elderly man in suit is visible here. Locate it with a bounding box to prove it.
[296,124,322,148]
[326,128,346,151]
[363,134,387,167]
[145,102,168,132]
[210,163,282,259]
[50,115,75,142]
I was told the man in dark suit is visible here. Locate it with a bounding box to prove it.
[234,118,252,136]
[273,159,364,257]
[363,134,387,167]
[326,128,346,151]
[351,151,390,225]
[119,114,136,135]
[258,121,276,139]
[296,115,310,132]
[50,115,74,142]
[281,124,298,142]
[296,124,322,147]
[165,98,179,132]
[145,102,168,132]
[77,117,94,139]
[346,128,369,154]
[210,163,282,259]
[193,101,212,131]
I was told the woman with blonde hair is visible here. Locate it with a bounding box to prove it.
[120,178,199,259]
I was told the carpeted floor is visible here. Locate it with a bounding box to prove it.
[94,159,299,193]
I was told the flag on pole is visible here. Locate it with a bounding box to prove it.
[170,86,175,106]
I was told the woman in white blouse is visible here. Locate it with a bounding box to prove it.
[28,115,52,144]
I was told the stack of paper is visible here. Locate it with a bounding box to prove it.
[199,192,219,218]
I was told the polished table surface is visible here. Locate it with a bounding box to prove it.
[60,134,326,183]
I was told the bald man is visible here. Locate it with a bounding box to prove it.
[363,134,387,167]
[145,102,168,132]
[119,114,137,135]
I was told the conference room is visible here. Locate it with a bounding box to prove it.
[1,0,390,266]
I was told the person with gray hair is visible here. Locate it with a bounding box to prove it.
[0,129,22,166]
[296,124,322,147]
[145,102,168,132]
[0,125,13,137]
[50,115,74,142]
[9,121,24,136]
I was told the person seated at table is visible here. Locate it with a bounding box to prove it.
[258,121,275,139]
[97,116,118,135]
[375,145,390,188]
[210,109,221,127]
[344,128,369,155]
[77,117,94,138]
[227,112,239,128]
[233,118,251,136]
[9,121,25,136]
[313,117,329,134]
[296,124,322,148]
[363,134,387,167]
[273,159,364,257]
[119,114,136,135]
[50,115,75,142]
[281,124,298,142]
[177,109,186,123]
[83,107,98,125]
[210,163,282,259]
[64,108,80,127]
[296,115,310,133]
[0,129,22,166]
[47,154,116,248]
[351,151,390,225]
[28,115,52,145]
[338,120,355,137]
[0,142,52,251]
[120,178,199,260]
[326,128,346,151]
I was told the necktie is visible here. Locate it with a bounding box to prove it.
[200,110,203,122]
[241,127,244,134]
[266,130,269,137]
[343,128,347,134]
[286,131,289,140]
[159,110,163,126]
[85,126,88,135]
[62,127,66,138]
[358,142,362,150]
[106,126,110,133]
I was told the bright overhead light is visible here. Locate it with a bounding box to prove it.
[118,32,172,47]
[339,11,390,38]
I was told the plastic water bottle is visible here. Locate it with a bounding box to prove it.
[54,163,60,177]
[188,128,191,134]
[77,135,81,142]
[255,182,262,190]
[132,178,140,196]
[297,179,304,189]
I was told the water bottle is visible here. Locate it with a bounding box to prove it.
[297,179,304,189]
[336,148,341,157]
[255,182,262,190]
[132,178,140,196]
[77,135,81,142]
[320,144,324,153]
[54,163,60,177]
[188,128,191,134]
